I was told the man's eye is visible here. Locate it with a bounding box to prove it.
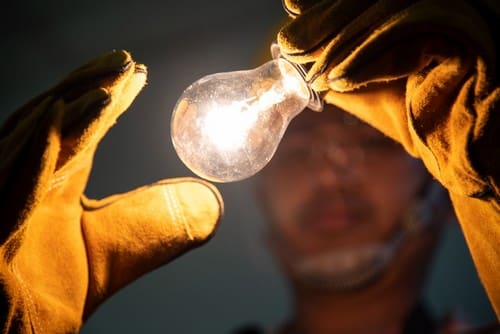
[359,138,401,151]
[276,147,311,163]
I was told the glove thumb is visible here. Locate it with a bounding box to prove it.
[80,177,223,317]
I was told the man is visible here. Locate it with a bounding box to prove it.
[239,105,453,333]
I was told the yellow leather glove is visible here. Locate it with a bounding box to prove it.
[277,0,500,317]
[0,50,223,333]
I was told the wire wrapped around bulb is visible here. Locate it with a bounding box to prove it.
[171,44,322,182]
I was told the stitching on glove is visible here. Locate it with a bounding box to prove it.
[49,155,91,192]
[48,173,68,192]
[12,262,41,333]
[162,186,193,241]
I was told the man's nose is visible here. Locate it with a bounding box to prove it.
[310,149,359,188]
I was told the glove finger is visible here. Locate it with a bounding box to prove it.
[0,50,133,174]
[325,0,494,92]
[0,51,147,215]
[0,100,63,241]
[56,88,110,170]
[277,0,421,88]
[1,50,133,136]
[282,0,324,17]
[278,0,381,62]
[52,52,146,192]
[80,177,223,317]
[0,97,54,184]
[58,50,147,163]
[57,49,134,99]
[280,0,495,93]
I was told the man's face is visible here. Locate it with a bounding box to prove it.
[258,106,428,258]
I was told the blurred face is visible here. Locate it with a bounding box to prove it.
[258,105,429,271]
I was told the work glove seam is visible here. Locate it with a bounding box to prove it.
[80,214,99,322]
[11,262,40,334]
[161,185,193,241]
[79,178,209,210]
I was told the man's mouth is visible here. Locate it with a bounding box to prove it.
[306,208,357,234]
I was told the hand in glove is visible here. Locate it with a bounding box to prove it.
[0,50,223,333]
[277,0,500,316]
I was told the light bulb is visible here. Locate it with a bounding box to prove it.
[171,45,322,182]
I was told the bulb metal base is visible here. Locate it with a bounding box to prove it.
[271,43,323,112]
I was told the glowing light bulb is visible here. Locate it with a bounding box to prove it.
[171,46,322,182]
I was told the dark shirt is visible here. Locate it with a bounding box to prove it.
[233,303,436,334]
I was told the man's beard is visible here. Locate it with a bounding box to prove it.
[271,184,441,292]
[274,189,392,292]
[290,233,405,292]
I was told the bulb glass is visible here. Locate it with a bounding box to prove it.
[171,58,313,182]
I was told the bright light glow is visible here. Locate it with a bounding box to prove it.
[171,56,320,182]
[202,99,258,152]
[254,88,286,112]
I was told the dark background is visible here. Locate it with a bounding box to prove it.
[1,1,495,332]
